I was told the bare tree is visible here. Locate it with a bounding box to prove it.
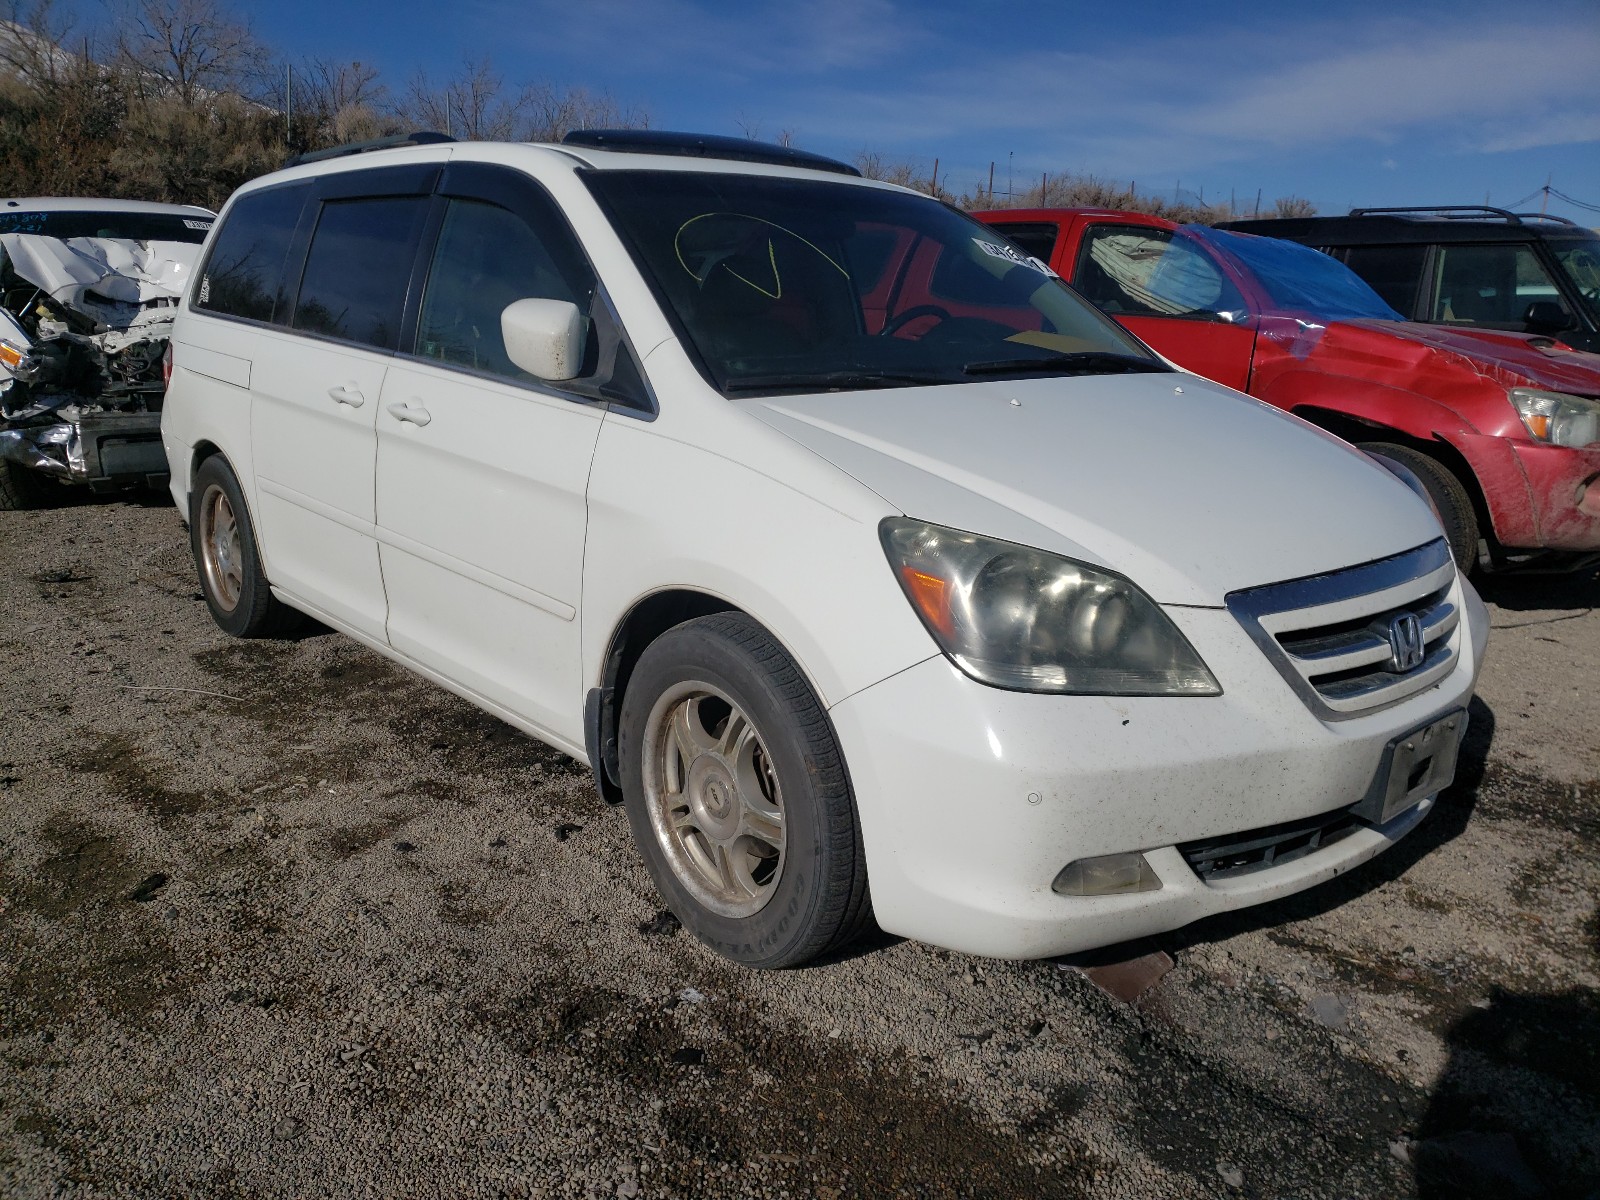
[284,57,396,147]
[397,58,646,143]
[111,0,257,107]
[1271,195,1317,218]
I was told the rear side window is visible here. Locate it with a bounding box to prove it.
[990,223,1059,264]
[291,196,429,350]
[1341,244,1428,318]
[196,186,308,323]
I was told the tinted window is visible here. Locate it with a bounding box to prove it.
[196,186,307,323]
[291,196,428,350]
[1428,243,1571,331]
[989,223,1059,263]
[0,210,212,241]
[1075,225,1246,320]
[416,198,594,380]
[1341,244,1428,317]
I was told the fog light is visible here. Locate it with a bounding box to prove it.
[1052,853,1162,896]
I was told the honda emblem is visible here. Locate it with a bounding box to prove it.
[1387,612,1425,673]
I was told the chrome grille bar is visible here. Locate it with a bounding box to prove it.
[1227,539,1462,720]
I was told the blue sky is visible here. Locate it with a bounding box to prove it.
[69,0,1600,221]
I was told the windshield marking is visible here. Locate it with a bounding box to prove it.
[674,212,850,300]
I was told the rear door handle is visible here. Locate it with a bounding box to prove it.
[386,400,432,427]
[328,384,365,408]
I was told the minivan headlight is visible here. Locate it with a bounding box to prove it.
[880,518,1221,696]
[1509,388,1600,448]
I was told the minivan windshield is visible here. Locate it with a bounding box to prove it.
[1184,226,1404,322]
[585,171,1164,395]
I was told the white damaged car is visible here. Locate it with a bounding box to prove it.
[160,131,1489,967]
[0,197,214,508]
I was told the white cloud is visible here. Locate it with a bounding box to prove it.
[771,16,1600,177]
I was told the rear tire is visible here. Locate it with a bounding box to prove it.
[618,613,872,968]
[190,455,303,637]
[1361,442,1480,572]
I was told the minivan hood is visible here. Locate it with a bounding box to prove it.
[1341,319,1600,396]
[744,373,1443,606]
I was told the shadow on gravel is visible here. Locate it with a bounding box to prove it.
[1165,695,1497,952]
[1414,981,1600,1198]
[1475,568,1599,615]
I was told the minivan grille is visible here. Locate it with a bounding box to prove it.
[1227,540,1460,719]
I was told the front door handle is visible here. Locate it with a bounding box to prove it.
[386,400,432,427]
[328,384,365,408]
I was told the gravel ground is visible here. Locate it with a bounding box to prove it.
[2,494,1597,1200]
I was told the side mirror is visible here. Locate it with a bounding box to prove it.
[1523,300,1575,335]
[502,298,584,381]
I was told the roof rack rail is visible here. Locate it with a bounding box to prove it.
[1511,212,1580,226]
[1345,204,1577,227]
[285,131,454,169]
[561,129,861,177]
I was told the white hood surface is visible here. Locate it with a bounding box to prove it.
[745,373,1444,606]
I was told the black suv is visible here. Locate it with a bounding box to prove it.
[1222,207,1600,353]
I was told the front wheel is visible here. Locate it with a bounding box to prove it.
[190,455,303,637]
[618,613,871,968]
[1361,442,1480,572]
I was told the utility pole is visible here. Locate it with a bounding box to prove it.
[1008,151,1013,200]
[285,64,291,147]
[988,161,995,203]
[1541,174,1551,215]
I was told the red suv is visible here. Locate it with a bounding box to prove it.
[975,208,1600,571]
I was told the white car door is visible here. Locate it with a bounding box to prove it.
[374,166,623,750]
[248,169,436,642]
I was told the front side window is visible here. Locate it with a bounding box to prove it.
[291,196,429,350]
[415,198,594,380]
[1428,243,1571,331]
[1075,225,1247,321]
[195,186,308,323]
[585,171,1159,395]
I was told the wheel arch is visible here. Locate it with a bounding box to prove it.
[585,588,744,805]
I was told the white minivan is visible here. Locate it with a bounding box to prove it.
[161,130,1488,967]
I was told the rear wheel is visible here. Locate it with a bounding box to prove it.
[619,613,871,968]
[1361,442,1480,572]
[190,455,303,637]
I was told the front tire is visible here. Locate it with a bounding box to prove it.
[0,458,52,511]
[1361,442,1480,572]
[190,455,303,637]
[618,613,871,968]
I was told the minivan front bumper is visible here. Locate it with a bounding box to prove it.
[830,597,1486,960]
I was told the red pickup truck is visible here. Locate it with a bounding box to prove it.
[973,207,1600,571]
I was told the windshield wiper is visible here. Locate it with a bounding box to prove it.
[722,369,957,394]
[961,351,1170,377]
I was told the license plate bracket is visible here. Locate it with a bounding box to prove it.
[1354,708,1467,826]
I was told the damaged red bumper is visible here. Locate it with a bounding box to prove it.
[1455,434,1600,551]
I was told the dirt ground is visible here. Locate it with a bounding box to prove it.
[2,493,1597,1200]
